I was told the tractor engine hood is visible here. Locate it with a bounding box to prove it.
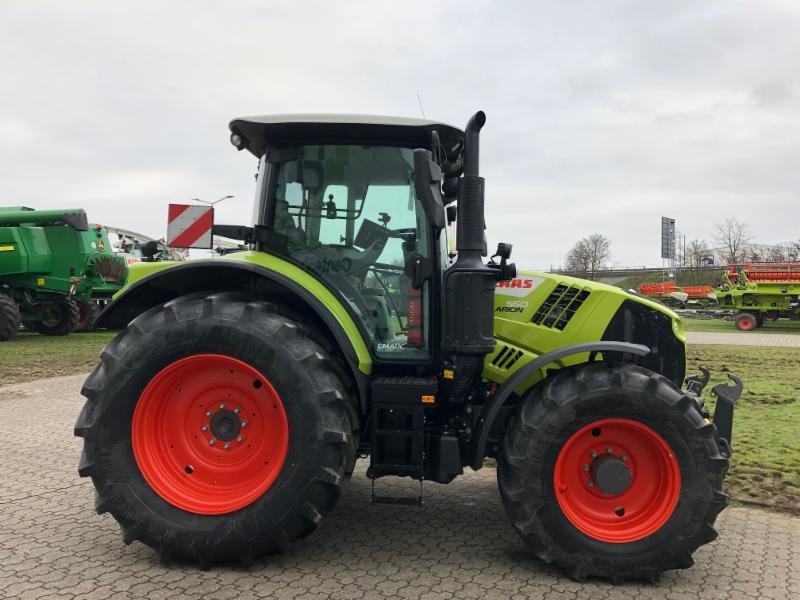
[485,271,687,388]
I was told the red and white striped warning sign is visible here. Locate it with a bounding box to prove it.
[167,204,214,248]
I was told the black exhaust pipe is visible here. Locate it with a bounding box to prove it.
[463,111,486,177]
[456,111,487,258]
[443,111,497,401]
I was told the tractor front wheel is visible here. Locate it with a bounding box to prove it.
[33,298,80,336]
[0,293,21,341]
[498,363,728,582]
[75,292,358,566]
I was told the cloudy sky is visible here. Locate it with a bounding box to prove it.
[1,1,798,269]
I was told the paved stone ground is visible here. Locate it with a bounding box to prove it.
[2,374,800,600]
[686,331,800,348]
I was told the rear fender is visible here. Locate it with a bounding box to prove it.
[97,258,372,409]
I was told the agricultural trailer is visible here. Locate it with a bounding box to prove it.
[0,207,127,340]
[75,112,741,582]
[717,262,800,330]
[638,282,716,309]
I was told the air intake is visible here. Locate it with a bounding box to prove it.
[531,284,591,330]
[491,344,525,370]
[93,256,127,283]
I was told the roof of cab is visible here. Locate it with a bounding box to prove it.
[228,113,465,159]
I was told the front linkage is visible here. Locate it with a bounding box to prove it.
[684,366,742,458]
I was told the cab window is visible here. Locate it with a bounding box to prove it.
[270,145,432,360]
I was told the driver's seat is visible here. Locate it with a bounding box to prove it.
[274,200,305,244]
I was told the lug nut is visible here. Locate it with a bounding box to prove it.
[234,407,240,414]
[209,438,216,446]
[219,403,226,409]
[241,421,248,428]
[223,443,231,450]
[588,481,595,487]
[237,435,245,442]
[606,446,613,454]
[206,410,213,417]
[582,464,589,472]
[621,455,628,462]
[590,451,597,458]
[201,425,209,431]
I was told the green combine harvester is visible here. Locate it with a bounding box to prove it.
[0,207,127,341]
[716,262,800,330]
[75,112,742,582]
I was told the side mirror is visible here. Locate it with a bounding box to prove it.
[140,240,160,261]
[413,149,446,230]
[442,177,459,204]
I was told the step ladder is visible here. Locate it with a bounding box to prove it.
[368,376,437,506]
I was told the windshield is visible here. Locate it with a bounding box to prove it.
[268,144,432,360]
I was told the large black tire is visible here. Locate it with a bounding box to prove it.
[498,363,728,583]
[0,293,21,341]
[33,298,80,336]
[74,301,101,331]
[75,292,359,566]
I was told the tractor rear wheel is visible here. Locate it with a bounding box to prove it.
[498,363,728,583]
[734,312,757,331]
[33,298,80,336]
[75,292,359,566]
[0,293,21,341]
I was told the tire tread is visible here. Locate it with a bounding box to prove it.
[498,363,728,583]
[75,292,359,567]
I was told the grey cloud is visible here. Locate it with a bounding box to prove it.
[1,0,798,269]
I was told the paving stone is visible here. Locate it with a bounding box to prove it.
[686,331,800,347]
[1,373,799,600]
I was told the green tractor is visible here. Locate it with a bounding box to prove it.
[0,208,127,340]
[75,112,741,582]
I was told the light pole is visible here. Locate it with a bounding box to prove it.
[190,195,233,206]
[188,196,234,255]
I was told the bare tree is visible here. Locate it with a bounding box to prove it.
[565,234,611,280]
[713,218,752,266]
[765,244,787,263]
[785,240,800,262]
[681,238,712,284]
[746,245,762,262]
[565,240,590,274]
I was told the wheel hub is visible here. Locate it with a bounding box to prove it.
[209,409,242,442]
[590,455,632,495]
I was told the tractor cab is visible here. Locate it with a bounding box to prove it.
[228,115,478,363]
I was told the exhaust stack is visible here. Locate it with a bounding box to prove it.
[456,111,487,258]
[443,111,514,401]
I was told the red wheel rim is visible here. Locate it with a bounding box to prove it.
[554,418,681,543]
[77,305,88,328]
[738,316,754,330]
[132,354,289,515]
